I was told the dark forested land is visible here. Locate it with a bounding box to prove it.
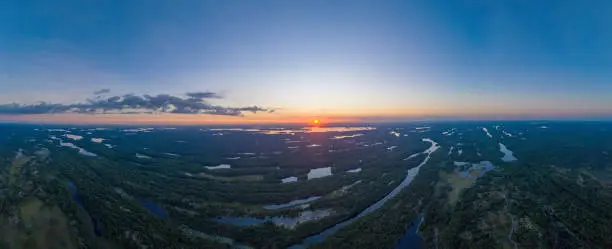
[1,122,612,248]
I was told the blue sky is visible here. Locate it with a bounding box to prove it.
[2,0,612,122]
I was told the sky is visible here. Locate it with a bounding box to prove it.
[2,0,612,124]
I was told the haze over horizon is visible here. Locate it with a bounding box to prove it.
[3,0,612,124]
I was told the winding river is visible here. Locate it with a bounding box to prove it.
[287,138,440,249]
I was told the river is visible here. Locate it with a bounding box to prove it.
[287,138,439,249]
[67,182,102,236]
[396,214,424,249]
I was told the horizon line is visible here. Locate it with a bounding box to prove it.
[3,118,612,126]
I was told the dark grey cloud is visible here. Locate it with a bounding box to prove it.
[0,92,272,116]
[0,103,71,114]
[93,89,110,95]
[186,92,222,99]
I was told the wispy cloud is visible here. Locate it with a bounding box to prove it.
[0,91,272,116]
[93,89,110,95]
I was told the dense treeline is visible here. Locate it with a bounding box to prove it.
[424,165,612,249]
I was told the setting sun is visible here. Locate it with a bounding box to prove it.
[312,119,320,125]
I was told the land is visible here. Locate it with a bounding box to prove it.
[0,122,611,248]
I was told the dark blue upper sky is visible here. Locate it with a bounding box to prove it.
[2,0,612,121]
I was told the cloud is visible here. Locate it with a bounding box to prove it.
[93,89,110,95]
[0,91,272,116]
[186,92,222,99]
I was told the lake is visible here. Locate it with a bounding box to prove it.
[139,200,168,218]
[307,167,332,180]
[263,196,322,210]
[499,143,518,162]
[454,161,495,178]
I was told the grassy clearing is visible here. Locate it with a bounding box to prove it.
[9,154,31,186]
[441,171,477,205]
[442,163,492,205]
[18,198,78,249]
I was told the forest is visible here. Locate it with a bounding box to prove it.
[2,122,612,248]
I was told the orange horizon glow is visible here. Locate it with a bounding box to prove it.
[3,106,612,125]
